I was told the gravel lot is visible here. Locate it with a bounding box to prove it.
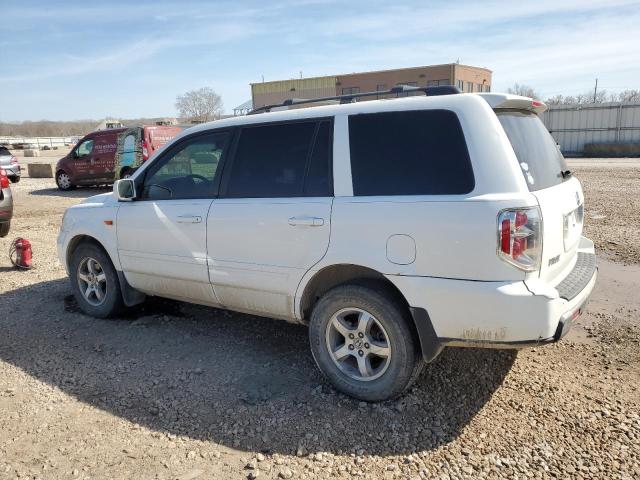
[1,160,639,480]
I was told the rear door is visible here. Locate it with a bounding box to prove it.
[497,110,583,282]
[207,119,333,319]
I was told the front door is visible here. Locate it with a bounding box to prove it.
[71,136,95,183]
[208,120,333,319]
[117,131,230,306]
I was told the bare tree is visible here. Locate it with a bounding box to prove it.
[175,87,223,122]
[545,89,610,105]
[610,89,640,102]
[507,83,540,99]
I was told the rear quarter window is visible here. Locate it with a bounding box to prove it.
[348,109,474,196]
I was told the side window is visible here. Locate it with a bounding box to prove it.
[77,139,94,157]
[225,121,317,198]
[303,121,332,196]
[349,110,474,196]
[142,132,228,200]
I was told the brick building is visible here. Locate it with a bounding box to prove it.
[251,63,492,109]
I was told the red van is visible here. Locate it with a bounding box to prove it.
[55,125,183,190]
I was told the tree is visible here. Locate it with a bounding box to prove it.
[175,87,223,122]
[507,83,540,99]
[610,89,640,102]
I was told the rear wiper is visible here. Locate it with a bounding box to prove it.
[561,170,572,179]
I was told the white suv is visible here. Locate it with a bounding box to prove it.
[58,87,597,401]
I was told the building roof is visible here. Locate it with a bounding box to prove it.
[250,63,492,86]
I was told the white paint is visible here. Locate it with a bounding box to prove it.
[58,92,597,347]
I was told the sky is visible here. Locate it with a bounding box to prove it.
[1,0,639,121]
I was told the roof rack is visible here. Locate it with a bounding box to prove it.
[248,84,461,115]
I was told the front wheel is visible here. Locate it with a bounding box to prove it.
[69,243,124,318]
[56,171,75,191]
[309,284,423,402]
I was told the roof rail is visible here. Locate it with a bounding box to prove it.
[248,84,461,115]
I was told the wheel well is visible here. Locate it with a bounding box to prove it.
[66,235,108,270]
[299,264,411,323]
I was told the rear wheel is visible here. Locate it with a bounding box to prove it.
[309,284,423,402]
[9,176,20,183]
[0,222,10,238]
[120,167,133,179]
[56,170,75,191]
[69,243,124,318]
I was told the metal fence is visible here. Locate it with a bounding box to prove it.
[0,136,78,149]
[541,102,640,156]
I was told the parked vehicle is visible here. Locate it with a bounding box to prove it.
[58,86,597,401]
[0,146,21,183]
[55,125,183,190]
[0,168,13,237]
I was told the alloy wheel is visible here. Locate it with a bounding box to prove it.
[325,307,392,381]
[77,257,107,306]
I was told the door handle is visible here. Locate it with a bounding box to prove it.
[176,215,202,224]
[288,216,324,227]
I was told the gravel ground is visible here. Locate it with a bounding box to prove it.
[572,160,640,265]
[1,161,639,480]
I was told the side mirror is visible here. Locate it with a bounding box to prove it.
[115,179,136,201]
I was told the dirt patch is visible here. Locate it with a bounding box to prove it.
[0,172,639,479]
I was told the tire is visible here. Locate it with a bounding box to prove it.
[309,284,423,402]
[69,243,124,318]
[56,170,75,191]
[9,176,20,183]
[120,168,134,179]
[0,221,9,238]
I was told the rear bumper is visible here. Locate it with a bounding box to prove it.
[387,236,597,361]
[3,164,21,177]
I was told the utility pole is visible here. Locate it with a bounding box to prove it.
[593,78,598,103]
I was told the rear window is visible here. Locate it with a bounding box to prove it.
[497,111,568,191]
[348,110,474,196]
[225,121,317,198]
[0,147,11,155]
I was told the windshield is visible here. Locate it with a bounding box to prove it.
[497,110,568,191]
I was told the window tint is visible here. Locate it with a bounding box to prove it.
[77,139,94,156]
[497,111,568,191]
[226,121,317,198]
[349,110,474,196]
[304,122,332,196]
[143,132,228,200]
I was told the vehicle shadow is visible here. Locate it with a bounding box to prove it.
[29,186,112,199]
[0,278,516,456]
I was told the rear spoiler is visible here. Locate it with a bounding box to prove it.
[477,93,548,114]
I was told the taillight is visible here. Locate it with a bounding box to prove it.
[0,169,9,189]
[142,140,149,161]
[10,155,18,164]
[497,207,542,271]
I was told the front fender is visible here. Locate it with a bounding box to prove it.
[58,204,121,271]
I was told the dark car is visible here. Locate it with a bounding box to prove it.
[0,146,21,183]
[0,168,13,237]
